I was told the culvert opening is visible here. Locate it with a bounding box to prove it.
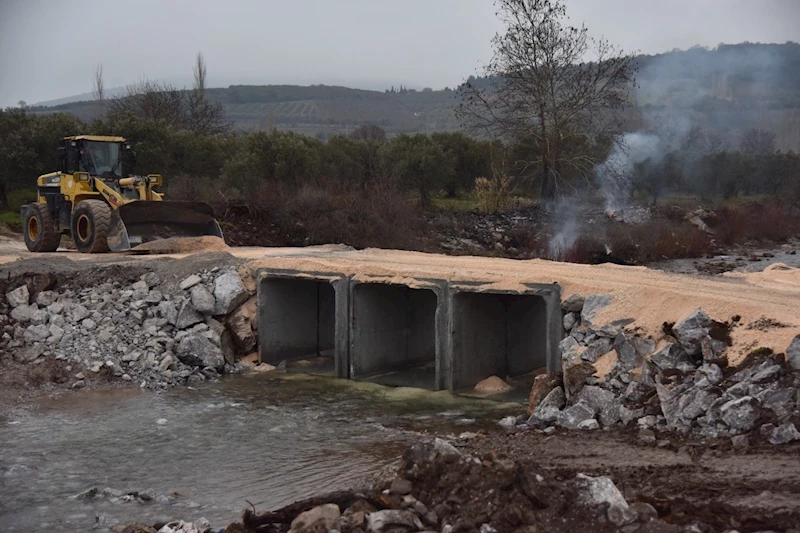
[351,283,437,389]
[451,291,548,391]
[258,277,336,375]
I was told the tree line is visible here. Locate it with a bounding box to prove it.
[2,105,799,211]
[2,1,799,218]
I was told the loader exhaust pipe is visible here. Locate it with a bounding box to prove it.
[106,201,224,252]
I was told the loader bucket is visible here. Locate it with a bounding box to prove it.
[106,201,224,252]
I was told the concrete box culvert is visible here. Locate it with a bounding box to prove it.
[349,280,447,390]
[257,270,350,378]
[447,283,562,392]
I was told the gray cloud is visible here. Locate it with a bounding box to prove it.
[1,0,798,107]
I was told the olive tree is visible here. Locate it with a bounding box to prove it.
[457,0,636,201]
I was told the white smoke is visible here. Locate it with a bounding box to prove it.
[595,132,663,214]
[547,196,582,257]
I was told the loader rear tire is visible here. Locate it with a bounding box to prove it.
[72,200,111,253]
[24,203,61,252]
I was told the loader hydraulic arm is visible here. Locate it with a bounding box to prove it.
[96,175,164,205]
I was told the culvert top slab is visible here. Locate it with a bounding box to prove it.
[244,246,800,364]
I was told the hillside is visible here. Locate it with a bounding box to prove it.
[23,42,800,147]
[27,84,462,138]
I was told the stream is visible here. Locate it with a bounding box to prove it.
[0,373,517,531]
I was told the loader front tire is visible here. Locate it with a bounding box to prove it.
[24,203,61,252]
[72,200,111,253]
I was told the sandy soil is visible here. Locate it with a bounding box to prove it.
[2,237,799,364]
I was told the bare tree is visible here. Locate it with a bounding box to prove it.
[186,51,230,135]
[740,127,777,154]
[109,77,186,125]
[193,52,207,97]
[457,0,636,200]
[92,63,105,102]
[107,53,230,135]
[350,124,386,142]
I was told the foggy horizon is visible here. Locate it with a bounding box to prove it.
[2,0,800,108]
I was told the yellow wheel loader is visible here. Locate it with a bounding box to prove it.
[22,135,223,253]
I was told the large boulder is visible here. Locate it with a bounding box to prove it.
[580,294,612,326]
[528,373,559,415]
[562,293,585,313]
[556,401,597,430]
[574,474,634,526]
[787,335,800,371]
[582,337,613,363]
[228,296,257,352]
[574,473,629,510]
[179,274,202,290]
[190,284,216,315]
[141,272,161,288]
[563,360,595,400]
[213,272,249,316]
[367,510,423,533]
[577,385,620,427]
[71,304,90,323]
[176,301,204,330]
[527,386,565,426]
[290,504,341,533]
[34,290,58,307]
[651,343,693,371]
[176,333,225,371]
[768,423,800,445]
[30,309,49,326]
[156,301,178,326]
[14,344,45,363]
[563,312,578,331]
[10,304,36,323]
[6,285,30,308]
[656,380,693,430]
[672,309,713,356]
[24,324,50,343]
[720,396,761,432]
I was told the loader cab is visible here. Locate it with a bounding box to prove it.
[56,136,134,179]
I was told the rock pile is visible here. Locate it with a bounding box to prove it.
[1,267,259,389]
[525,294,800,445]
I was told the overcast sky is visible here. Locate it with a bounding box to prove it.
[1,0,799,107]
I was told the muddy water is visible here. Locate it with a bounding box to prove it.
[0,374,517,531]
[649,241,800,275]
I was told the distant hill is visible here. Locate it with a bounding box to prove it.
[27,84,462,138]
[24,42,800,148]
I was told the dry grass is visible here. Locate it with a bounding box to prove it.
[167,174,427,250]
[713,202,795,245]
[516,221,715,265]
[251,179,427,250]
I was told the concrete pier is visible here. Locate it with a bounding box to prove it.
[257,265,561,392]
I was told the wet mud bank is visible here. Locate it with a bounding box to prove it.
[136,430,800,533]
